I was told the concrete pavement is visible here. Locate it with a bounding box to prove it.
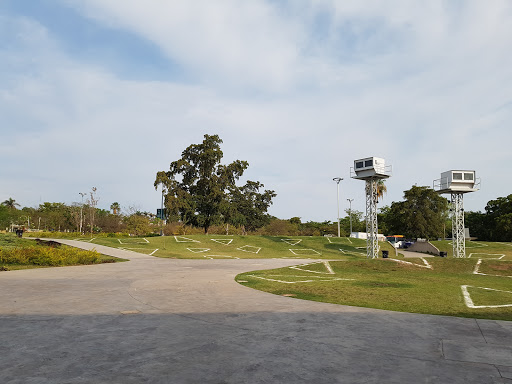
[1,239,511,383]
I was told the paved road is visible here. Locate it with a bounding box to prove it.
[1,239,511,383]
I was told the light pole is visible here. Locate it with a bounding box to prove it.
[79,192,86,234]
[347,198,354,236]
[160,185,165,236]
[333,177,343,237]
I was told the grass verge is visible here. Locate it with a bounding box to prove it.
[236,254,512,321]
[77,234,396,259]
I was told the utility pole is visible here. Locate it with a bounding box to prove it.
[79,192,86,234]
[333,177,343,237]
[347,198,354,236]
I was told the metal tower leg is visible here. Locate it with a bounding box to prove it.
[365,179,379,259]
[451,193,466,258]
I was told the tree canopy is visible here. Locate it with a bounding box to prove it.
[1,198,20,210]
[155,134,276,234]
[383,185,449,239]
[466,194,512,241]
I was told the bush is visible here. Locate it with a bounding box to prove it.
[0,246,102,266]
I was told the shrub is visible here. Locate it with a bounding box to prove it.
[0,246,102,266]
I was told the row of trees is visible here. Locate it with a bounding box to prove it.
[465,194,512,241]
[0,194,161,236]
[0,195,364,237]
[3,189,511,241]
[377,187,512,242]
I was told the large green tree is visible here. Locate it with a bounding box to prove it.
[224,181,276,234]
[384,185,449,239]
[155,134,275,234]
[482,194,512,241]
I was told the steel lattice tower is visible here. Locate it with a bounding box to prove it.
[365,179,379,259]
[433,170,479,259]
[451,192,466,258]
[351,157,391,259]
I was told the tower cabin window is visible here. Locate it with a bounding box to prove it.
[464,173,474,180]
[453,172,463,180]
[355,161,364,169]
[364,159,373,167]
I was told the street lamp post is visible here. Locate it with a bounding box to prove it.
[347,198,354,236]
[79,192,86,234]
[333,177,343,237]
[160,185,165,236]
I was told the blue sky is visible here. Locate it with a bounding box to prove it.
[1,0,511,222]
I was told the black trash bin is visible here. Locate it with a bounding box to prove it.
[382,250,389,258]
[439,251,447,257]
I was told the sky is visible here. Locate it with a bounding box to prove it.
[1,0,512,222]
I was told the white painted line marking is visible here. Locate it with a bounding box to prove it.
[204,255,240,260]
[461,285,512,308]
[237,245,261,254]
[448,241,488,248]
[289,248,321,256]
[149,249,159,256]
[174,236,200,243]
[387,257,433,269]
[468,253,505,259]
[246,275,354,284]
[281,239,302,246]
[187,248,210,253]
[211,238,233,245]
[289,261,335,275]
[327,237,353,244]
[118,238,150,245]
[272,257,316,260]
[472,257,511,278]
[117,247,158,255]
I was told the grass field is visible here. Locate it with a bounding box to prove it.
[235,241,512,321]
[78,234,397,260]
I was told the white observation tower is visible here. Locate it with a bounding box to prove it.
[433,170,479,258]
[351,157,391,259]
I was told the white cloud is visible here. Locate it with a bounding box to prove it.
[67,0,304,92]
[1,1,512,220]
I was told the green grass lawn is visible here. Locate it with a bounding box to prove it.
[78,234,396,260]
[0,233,124,270]
[235,245,512,321]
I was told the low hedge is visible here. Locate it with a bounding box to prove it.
[0,246,102,266]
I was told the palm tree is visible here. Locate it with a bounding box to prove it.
[110,202,121,215]
[1,197,20,210]
[376,180,387,202]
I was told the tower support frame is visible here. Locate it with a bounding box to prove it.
[451,192,466,258]
[365,178,379,259]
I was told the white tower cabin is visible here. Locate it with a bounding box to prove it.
[351,157,391,259]
[352,157,390,180]
[433,170,479,258]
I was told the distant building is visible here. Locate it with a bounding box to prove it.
[350,232,386,241]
